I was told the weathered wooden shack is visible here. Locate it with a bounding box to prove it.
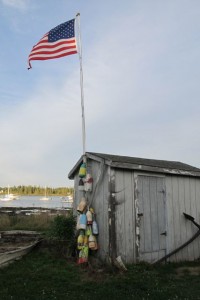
[68,152,200,264]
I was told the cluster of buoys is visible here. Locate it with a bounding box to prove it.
[77,207,99,264]
[76,161,98,264]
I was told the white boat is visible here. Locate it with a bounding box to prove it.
[0,185,19,202]
[60,195,73,208]
[60,195,73,203]
[40,186,51,201]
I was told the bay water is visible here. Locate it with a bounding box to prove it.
[0,195,72,209]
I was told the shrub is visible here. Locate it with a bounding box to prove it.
[45,213,76,258]
[47,213,76,241]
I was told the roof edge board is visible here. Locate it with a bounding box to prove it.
[110,161,200,177]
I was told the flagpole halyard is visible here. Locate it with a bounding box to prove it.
[76,13,86,156]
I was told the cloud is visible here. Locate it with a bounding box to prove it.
[81,6,200,170]
[0,68,82,186]
[1,0,29,11]
[1,1,200,187]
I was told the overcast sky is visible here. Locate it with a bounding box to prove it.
[0,0,200,188]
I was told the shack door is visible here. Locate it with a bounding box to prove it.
[137,175,166,263]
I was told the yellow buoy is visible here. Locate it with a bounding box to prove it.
[79,163,86,178]
[77,231,84,250]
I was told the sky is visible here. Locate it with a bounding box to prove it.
[0,0,200,188]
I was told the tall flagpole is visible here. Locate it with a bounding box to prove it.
[76,13,86,156]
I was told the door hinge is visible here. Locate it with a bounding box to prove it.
[160,231,167,236]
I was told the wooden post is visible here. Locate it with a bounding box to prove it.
[108,167,117,261]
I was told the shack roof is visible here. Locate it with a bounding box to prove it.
[68,152,200,179]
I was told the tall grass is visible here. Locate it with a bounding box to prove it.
[0,214,55,231]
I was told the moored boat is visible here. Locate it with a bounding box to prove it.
[0,185,19,202]
[40,186,51,201]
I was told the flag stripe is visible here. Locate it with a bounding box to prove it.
[29,40,77,59]
[29,46,77,59]
[29,51,78,61]
[29,43,77,55]
[31,39,76,52]
[32,37,76,49]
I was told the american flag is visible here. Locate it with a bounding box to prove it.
[28,19,77,69]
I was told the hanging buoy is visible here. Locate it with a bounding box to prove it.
[90,207,95,214]
[84,174,93,192]
[92,215,99,235]
[85,225,92,236]
[79,163,86,178]
[86,209,93,225]
[76,215,80,230]
[77,230,84,250]
[84,235,88,246]
[77,197,87,213]
[78,245,89,264]
[88,234,97,249]
[79,213,87,230]
[78,178,85,191]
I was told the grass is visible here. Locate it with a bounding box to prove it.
[0,248,200,300]
[1,214,200,299]
[0,214,55,231]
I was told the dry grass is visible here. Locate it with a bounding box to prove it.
[0,214,54,231]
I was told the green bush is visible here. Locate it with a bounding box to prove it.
[47,213,76,241]
[45,213,76,258]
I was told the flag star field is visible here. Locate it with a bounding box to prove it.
[49,19,75,42]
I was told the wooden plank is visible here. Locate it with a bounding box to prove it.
[195,179,200,253]
[88,160,108,260]
[189,178,199,260]
[149,177,159,259]
[178,177,188,261]
[172,176,183,261]
[102,166,109,259]
[95,162,108,258]
[110,161,200,178]
[135,175,145,261]
[141,176,152,260]
[157,177,166,252]
[165,176,176,262]
[108,167,117,260]
[115,169,126,260]
[124,170,135,263]
[184,177,194,261]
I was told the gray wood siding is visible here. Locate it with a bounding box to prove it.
[165,176,200,262]
[72,159,109,262]
[115,169,136,263]
[87,160,109,261]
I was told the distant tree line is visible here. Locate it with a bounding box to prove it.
[0,186,74,196]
